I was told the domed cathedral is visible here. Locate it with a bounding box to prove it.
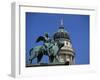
[53,19,75,65]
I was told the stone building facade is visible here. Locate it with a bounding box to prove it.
[53,19,75,65]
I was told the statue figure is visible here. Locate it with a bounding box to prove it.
[48,41,64,63]
[29,33,64,64]
[43,33,52,56]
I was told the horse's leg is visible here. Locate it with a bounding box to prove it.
[49,56,51,63]
[54,55,59,63]
[49,55,54,63]
[29,51,37,64]
[29,59,32,64]
[53,57,57,63]
[29,56,36,64]
[37,54,43,63]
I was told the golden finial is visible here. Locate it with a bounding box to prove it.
[61,18,63,26]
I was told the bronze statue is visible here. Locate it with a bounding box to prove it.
[29,33,64,64]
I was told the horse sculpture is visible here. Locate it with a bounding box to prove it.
[29,45,45,64]
[29,35,64,64]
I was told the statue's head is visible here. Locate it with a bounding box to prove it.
[44,33,49,37]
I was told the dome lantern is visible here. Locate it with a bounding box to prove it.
[53,19,70,41]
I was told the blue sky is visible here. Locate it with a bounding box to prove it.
[26,12,89,65]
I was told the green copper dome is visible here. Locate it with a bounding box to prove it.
[53,19,70,41]
[53,27,70,40]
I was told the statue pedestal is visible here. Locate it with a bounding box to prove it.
[26,62,69,67]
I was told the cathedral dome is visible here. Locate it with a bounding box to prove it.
[53,19,75,65]
[53,26,70,41]
[53,19,71,41]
